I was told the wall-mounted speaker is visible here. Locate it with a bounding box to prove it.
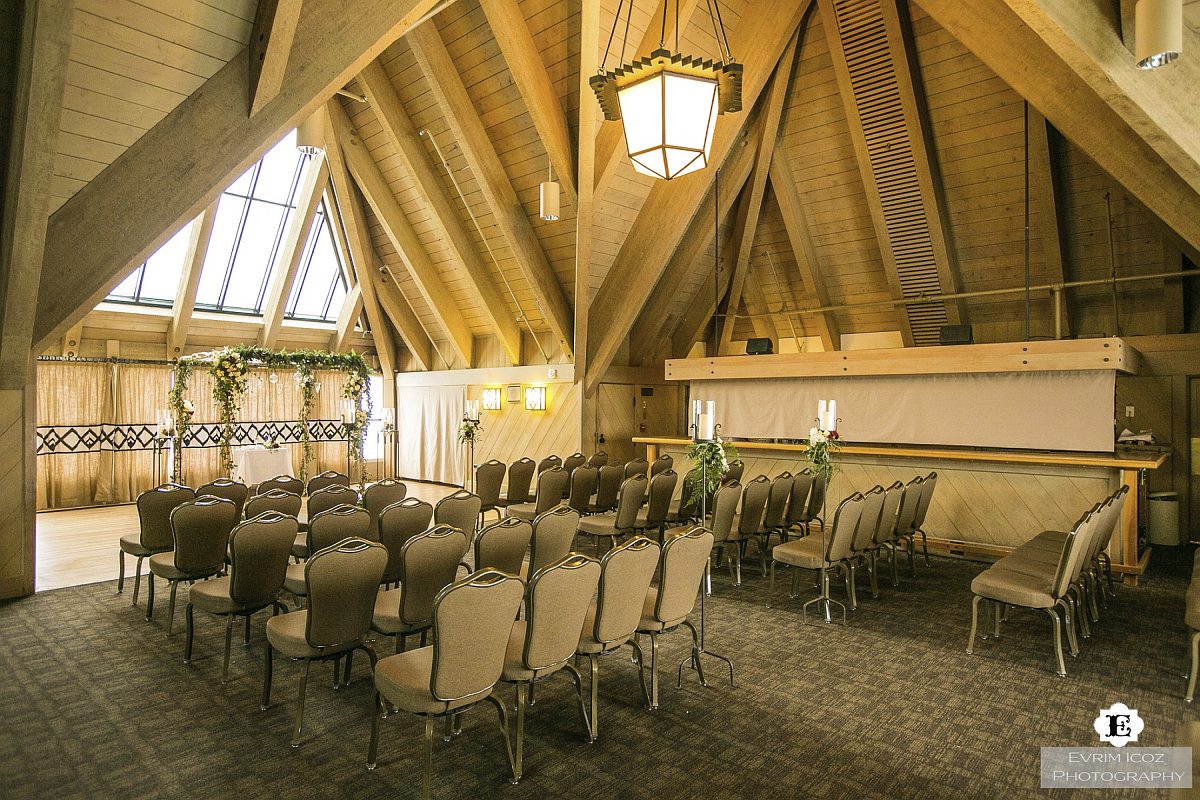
[746,337,774,355]
[938,325,974,346]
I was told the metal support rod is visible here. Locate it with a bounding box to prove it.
[1053,288,1063,340]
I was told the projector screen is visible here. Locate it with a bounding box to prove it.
[691,370,1116,452]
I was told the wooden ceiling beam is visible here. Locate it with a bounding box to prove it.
[407,24,576,360]
[1026,105,1072,339]
[166,202,218,359]
[331,101,472,365]
[358,60,523,365]
[248,0,304,116]
[916,0,1200,255]
[1,0,73,377]
[478,0,577,204]
[768,155,841,351]
[575,0,601,390]
[332,283,365,352]
[742,266,784,344]
[715,33,799,355]
[260,155,329,348]
[593,0,703,198]
[324,142,402,376]
[33,0,444,353]
[585,0,812,396]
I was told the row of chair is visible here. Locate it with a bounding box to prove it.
[967,486,1127,675]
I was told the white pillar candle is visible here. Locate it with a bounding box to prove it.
[829,400,837,431]
[818,399,827,428]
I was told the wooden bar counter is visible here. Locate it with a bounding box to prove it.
[634,436,1167,584]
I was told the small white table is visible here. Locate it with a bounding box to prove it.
[233,445,293,486]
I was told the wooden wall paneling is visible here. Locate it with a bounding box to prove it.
[469,381,581,465]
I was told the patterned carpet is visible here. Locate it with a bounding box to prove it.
[0,548,1194,800]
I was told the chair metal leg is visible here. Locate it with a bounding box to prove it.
[367,690,384,769]
[343,650,354,688]
[513,683,526,782]
[484,693,518,787]
[421,716,435,799]
[967,595,982,654]
[562,663,592,743]
[332,656,342,690]
[919,528,930,566]
[1187,631,1200,703]
[586,655,600,741]
[867,552,879,599]
[165,580,179,637]
[261,642,273,711]
[145,573,155,620]
[1045,607,1066,676]
[184,603,195,663]
[118,551,126,594]
[291,659,311,747]
[1086,573,1101,622]
[907,536,917,577]
[843,562,858,610]
[993,602,1002,639]
[646,634,659,710]
[133,556,144,606]
[1058,599,1080,657]
[244,613,252,645]
[222,613,234,683]
[889,542,900,587]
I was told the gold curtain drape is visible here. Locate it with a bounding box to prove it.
[37,362,360,510]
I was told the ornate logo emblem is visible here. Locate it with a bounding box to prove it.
[1093,702,1144,747]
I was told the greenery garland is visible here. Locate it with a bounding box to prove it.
[168,346,374,482]
[686,424,739,507]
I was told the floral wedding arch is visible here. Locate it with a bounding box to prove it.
[168,346,372,484]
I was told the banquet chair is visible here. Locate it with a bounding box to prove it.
[372,526,468,653]
[306,470,349,495]
[245,489,302,521]
[363,479,408,538]
[883,476,922,586]
[724,459,745,485]
[500,554,600,780]
[562,452,587,477]
[903,471,938,573]
[635,527,714,710]
[588,464,623,515]
[537,455,562,474]
[566,464,599,515]
[664,472,698,527]
[498,458,536,510]
[475,460,506,522]
[577,473,647,555]
[727,475,770,584]
[434,490,483,552]
[378,498,434,586]
[197,478,249,516]
[649,454,673,478]
[263,537,387,747]
[751,473,793,575]
[527,506,580,579]
[585,451,609,468]
[633,468,677,542]
[146,496,240,635]
[475,517,533,577]
[770,493,865,620]
[787,471,825,537]
[506,467,568,523]
[255,475,303,497]
[863,481,904,597]
[367,569,524,798]
[845,486,886,608]
[665,481,740,594]
[119,483,195,605]
[575,537,659,740]
[284,505,373,601]
[624,458,648,479]
[185,511,296,682]
[294,484,360,558]
[784,473,814,542]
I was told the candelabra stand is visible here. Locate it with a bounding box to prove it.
[802,416,845,625]
[169,433,184,485]
[377,424,396,480]
[151,434,167,486]
[677,426,735,690]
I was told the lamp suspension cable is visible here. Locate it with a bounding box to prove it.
[712,166,720,356]
[763,250,804,350]
[1023,100,1031,342]
[421,128,550,362]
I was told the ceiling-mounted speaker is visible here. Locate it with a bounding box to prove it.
[746,337,773,355]
[939,325,974,346]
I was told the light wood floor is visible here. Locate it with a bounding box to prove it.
[34,481,459,592]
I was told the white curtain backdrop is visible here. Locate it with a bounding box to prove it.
[395,384,464,484]
[693,370,1116,452]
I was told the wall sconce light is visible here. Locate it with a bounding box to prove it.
[481,387,502,411]
[506,384,522,405]
[524,385,547,411]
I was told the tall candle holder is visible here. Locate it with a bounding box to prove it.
[460,402,481,492]
[803,403,844,625]
[377,422,397,481]
[677,401,735,691]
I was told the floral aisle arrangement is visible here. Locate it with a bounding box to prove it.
[686,424,739,508]
[169,346,373,482]
[806,399,841,485]
[457,417,482,445]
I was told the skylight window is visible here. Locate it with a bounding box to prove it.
[105,221,195,307]
[285,204,348,323]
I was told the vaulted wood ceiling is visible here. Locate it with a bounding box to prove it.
[41,0,1200,376]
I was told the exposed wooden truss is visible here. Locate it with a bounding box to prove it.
[166,203,218,358]
[1026,105,1072,338]
[358,60,523,364]
[585,0,812,395]
[407,23,576,360]
[575,0,601,393]
[248,0,303,116]
[332,283,365,352]
[820,0,965,347]
[33,0,444,352]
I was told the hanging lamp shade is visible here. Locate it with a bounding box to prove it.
[1135,0,1182,69]
[592,49,742,181]
[295,112,325,155]
[539,180,560,220]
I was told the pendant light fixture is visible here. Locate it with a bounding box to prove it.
[591,0,742,181]
[295,110,325,155]
[1134,0,1182,69]
[539,157,560,220]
